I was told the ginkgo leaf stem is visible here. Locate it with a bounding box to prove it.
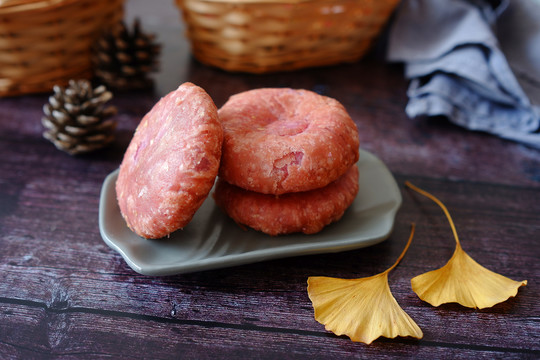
[384,223,415,274]
[405,181,461,248]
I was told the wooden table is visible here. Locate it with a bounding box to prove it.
[1,1,539,358]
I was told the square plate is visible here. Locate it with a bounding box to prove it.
[99,149,402,275]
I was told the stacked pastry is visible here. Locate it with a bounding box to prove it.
[116,84,360,239]
[214,88,360,236]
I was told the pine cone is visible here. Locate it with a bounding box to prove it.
[93,18,161,90]
[42,80,117,155]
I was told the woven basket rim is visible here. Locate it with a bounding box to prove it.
[1,0,124,97]
[0,0,80,13]
[179,0,328,4]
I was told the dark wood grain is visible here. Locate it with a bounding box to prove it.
[1,0,539,358]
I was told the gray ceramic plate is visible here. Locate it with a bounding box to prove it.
[99,149,402,276]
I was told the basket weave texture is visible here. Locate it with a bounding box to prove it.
[0,0,124,97]
[176,0,399,73]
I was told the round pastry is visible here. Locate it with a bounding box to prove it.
[213,165,359,236]
[116,82,223,239]
[218,88,359,194]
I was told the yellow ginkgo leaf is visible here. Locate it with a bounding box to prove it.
[406,181,527,309]
[307,225,423,344]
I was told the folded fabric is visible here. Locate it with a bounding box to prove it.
[497,0,540,106]
[387,0,540,148]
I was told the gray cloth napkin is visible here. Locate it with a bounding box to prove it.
[387,0,540,148]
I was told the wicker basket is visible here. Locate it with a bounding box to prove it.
[175,0,399,73]
[0,0,124,97]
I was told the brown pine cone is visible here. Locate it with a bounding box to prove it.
[42,80,117,155]
[93,18,161,91]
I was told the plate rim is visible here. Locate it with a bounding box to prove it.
[99,149,402,276]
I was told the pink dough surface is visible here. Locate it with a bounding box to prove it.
[213,165,359,236]
[116,82,222,239]
[218,88,359,194]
